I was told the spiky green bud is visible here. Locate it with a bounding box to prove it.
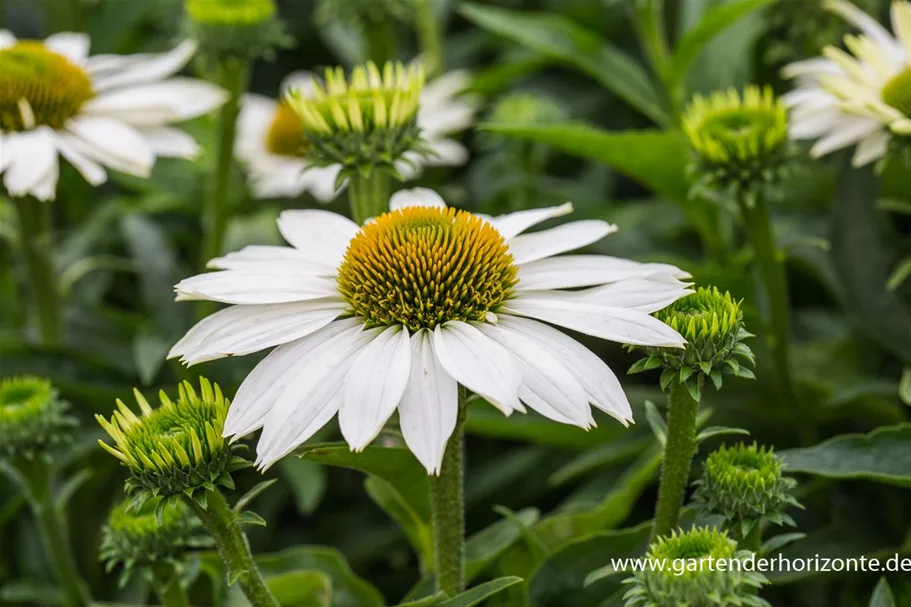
[286,61,428,180]
[0,377,76,459]
[99,497,211,587]
[630,287,755,401]
[96,378,246,509]
[623,527,770,607]
[683,86,791,203]
[694,443,801,538]
[184,0,290,61]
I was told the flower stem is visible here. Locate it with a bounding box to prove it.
[415,0,443,76]
[183,490,278,607]
[651,377,700,542]
[13,198,60,348]
[348,171,391,225]
[199,58,249,317]
[2,455,90,607]
[151,564,191,607]
[430,399,467,596]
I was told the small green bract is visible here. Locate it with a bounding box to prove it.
[0,376,76,459]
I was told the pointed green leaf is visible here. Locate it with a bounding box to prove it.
[760,532,806,556]
[869,577,897,607]
[644,400,667,447]
[265,571,332,607]
[438,577,523,607]
[233,479,278,514]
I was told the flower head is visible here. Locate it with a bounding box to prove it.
[184,0,289,61]
[783,1,911,166]
[96,378,245,506]
[630,287,754,401]
[170,188,692,473]
[0,376,76,459]
[683,86,790,195]
[694,443,801,534]
[0,31,226,201]
[99,497,210,587]
[622,527,770,607]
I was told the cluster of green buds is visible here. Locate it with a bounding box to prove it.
[0,376,76,460]
[694,443,801,539]
[184,0,290,61]
[630,287,755,401]
[286,61,428,182]
[99,497,211,587]
[96,378,246,510]
[622,527,770,607]
[682,86,792,205]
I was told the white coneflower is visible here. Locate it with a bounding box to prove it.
[782,0,911,166]
[0,31,227,201]
[169,189,692,473]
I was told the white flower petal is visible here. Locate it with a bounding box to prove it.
[432,321,521,414]
[809,116,880,157]
[174,271,338,304]
[825,0,905,63]
[301,165,345,202]
[399,330,458,474]
[168,300,346,365]
[140,127,200,159]
[508,220,618,265]
[516,255,689,290]
[86,40,197,91]
[0,30,16,49]
[421,70,472,107]
[479,323,593,428]
[488,203,575,241]
[43,32,90,64]
[3,127,59,201]
[224,318,361,438]
[789,106,841,139]
[423,138,470,167]
[852,129,890,166]
[518,279,692,314]
[340,325,412,451]
[83,78,228,127]
[277,209,360,263]
[781,57,843,80]
[498,315,633,423]
[281,71,318,96]
[54,133,107,186]
[389,187,447,211]
[65,116,154,177]
[420,104,476,136]
[505,298,686,348]
[0,132,13,173]
[207,245,335,274]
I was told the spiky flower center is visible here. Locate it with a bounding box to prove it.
[337,206,518,331]
[657,287,741,344]
[0,377,74,458]
[266,102,308,157]
[882,66,911,118]
[185,0,276,24]
[651,528,737,564]
[0,42,94,132]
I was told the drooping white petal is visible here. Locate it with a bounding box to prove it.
[504,298,686,348]
[399,330,458,474]
[277,209,360,264]
[0,133,13,173]
[389,187,447,211]
[3,127,59,201]
[516,255,689,290]
[518,279,692,314]
[174,271,338,304]
[781,57,844,80]
[423,138,470,166]
[139,127,200,159]
[65,116,154,177]
[86,40,198,92]
[479,323,593,428]
[420,104,476,137]
[852,129,890,166]
[488,203,574,241]
[54,133,106,185]
[498,316,633,423]
[508,220,617,265]
[207,245,335,274]
[809,116,881,157]
[168,300,347,365]
[432,321,522,414]
[224,318,361,438]
[420,70,472,108]
[300,165,345,202]
[0,30,16,49]
[824,0,905,63]
[340,325,412,451]
[82,78,228,127]
[43,32,90,64]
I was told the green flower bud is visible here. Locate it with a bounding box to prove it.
[96,378,245,507]
[683,86,791,202]
[99,497,211,587]
[489,92,567,126]
[286,61,428,179]
[184,0,290,61]
[623,527,770,607]
[0,377,76,460]
[694,443,801,536]
[630,287,755,401]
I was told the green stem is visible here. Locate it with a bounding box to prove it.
[13,198,60,347]
[651,378,700,541]
[415,0,444,76]
[430,400,466,596]
[363,17,396,64]
[184,490,279,607]
[151,564,191,607]
[2,456,90,607]
[348,171,391,225]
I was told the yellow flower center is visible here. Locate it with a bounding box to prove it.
[0,42,94,132]
[882,65,911,118]
[337,206,518,332]
[266,102,308,157]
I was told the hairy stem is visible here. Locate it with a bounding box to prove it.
[348,171,391,225]
[430,400,467,596]
[13,198,60,348]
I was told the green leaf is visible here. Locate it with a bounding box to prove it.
[644,400,667,446]
[439,577,523,607]
[296,442,430,520]
[548,434,653,486]
[364,476,433,567]
[781,424,911,487]
[870,577,897,607]
[132,324,170,386]
[458,3,669,125]
[480,124,689,203]
[696,426,750,443]
[900,368,911,406]
[277,458,327,515]
[887,256,911,291]
[760,532,806,556]
[390,594,447,607]
[233,479,278,514]
[267,571,332,607]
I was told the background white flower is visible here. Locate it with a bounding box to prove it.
[169,189,691,473]
[0,31,227,201]
[782,0,911,166]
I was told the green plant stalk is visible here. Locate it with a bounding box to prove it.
[415,0,444,76]
[651,378,700,541]
[13,198,60,347]
[348,170,391,225]
[199,58,249,317]
[2,456,90,607]
[184,490,279,607]
[151,564,191,607]
[363,17,396,64]
[632,0,678,121]
[430,401,467,596]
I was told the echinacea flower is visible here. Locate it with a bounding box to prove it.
[0,31,227,200]
[782,0,911,166]
[169,188,691,473]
